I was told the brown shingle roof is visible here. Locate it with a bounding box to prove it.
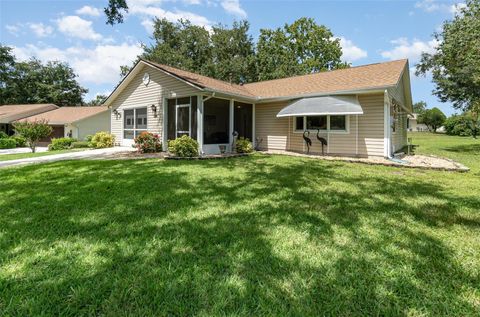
[143,59,256,97]
[144,59,408,100]
[0,104,59,123]
[18,106,109,125]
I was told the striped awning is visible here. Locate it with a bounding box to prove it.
[276,96,363,117]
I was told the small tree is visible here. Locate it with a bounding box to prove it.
[419,107,446,133]
[13,120,52,153]
[413,101,427,115]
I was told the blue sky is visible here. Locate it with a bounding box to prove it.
[0,0,465,115]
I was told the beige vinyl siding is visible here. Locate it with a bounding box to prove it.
[255,93,385,157]
[66,111,111,140]
[110,64,199,144]
[255,102,289,150]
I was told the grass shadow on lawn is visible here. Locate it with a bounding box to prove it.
[0,155,479,316]
[443,143,480,154]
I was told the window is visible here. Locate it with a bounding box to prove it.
[294,115,348,132]
[167,96,198,140]
[123,107,147,139]
[306,116,327,130]
[330,115,346,131]
[295,117,304,131]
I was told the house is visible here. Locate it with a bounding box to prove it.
[104,58,412,157]
[407,113,429,132]
[18,106,111,142]
[0,104,58,136]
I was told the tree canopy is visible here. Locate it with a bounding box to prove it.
[133,17,348,84]
[416,0,480,113]
[0,45,88,106]
[257,18,348,81]
[413,101,427,115]
[418,107,447,132]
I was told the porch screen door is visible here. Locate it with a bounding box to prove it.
[176,105,190,137]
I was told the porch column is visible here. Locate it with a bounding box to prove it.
[252,103,256,148]
[162,97,168,151]
[229,99,234,151]
[197,94,203,154]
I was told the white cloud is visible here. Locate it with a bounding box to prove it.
[380,37,439,62]
[450,2,466,15]
[56,15,102,41]
[28,23,54,37]
[415,0,465,16]
[76,5,102,17]
[220,0,247,18]
[338,37,368,62]
[13,43,143,85]
[5,24,21,36]
[128,0,212,31]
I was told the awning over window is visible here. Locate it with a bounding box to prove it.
[276,96,364,117]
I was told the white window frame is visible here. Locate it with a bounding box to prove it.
[293,115,350,134]
[123,107,148,140]
[175,103,191,138]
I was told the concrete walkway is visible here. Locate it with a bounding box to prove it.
[0,147,136,169]
[0,146,48,155]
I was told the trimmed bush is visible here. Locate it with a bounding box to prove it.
[134,132,162,153]
[11,135,26,147]
[235,137,253,153]
[71,141,91,149]
[168,135,198,157]
[0,138,16,149]
[0,131,8,139]
[85,135,93,142]
[49,137,77,151]
[90,131,115,149]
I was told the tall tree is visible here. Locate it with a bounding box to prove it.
[416,0,480,136]
[104,0,128,25]
[86,94,108,106]
[210,21,257,83]
[419,107,446,132]
[413,101,427,115]
[0,45,88,106]
[256,18,349,81]
[141,19,257,84]
[142,19,212,76]
[0,45,16,103]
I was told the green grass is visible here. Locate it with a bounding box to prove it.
[0,133,479,316]
[0,148,88,161]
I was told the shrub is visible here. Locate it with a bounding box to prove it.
[49,137,77,151]
[0,138,16,149]
[444,115,472,136]
[85,135,93,142]
[0,131,8,139]
[235,137,253,153]
[11,135,26,147]
[134,132,162,153]
[168,135,198,157]
[71,141,91,148]
[90,131,115,148]
[13,119,52,153]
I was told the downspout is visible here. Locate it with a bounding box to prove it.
[384,90,392,158]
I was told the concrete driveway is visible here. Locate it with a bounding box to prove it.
[0,146,48,155]
[0,147,136,169]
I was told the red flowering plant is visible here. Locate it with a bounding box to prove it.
[133,132,162,153]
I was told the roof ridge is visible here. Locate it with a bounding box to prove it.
[243,59,408,87]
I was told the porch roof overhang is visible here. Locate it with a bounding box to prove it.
[276,95,364,118]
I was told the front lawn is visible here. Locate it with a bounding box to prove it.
[0,148,88,162]
[0,134,479,316]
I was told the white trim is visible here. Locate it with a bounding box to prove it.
[292,114,350,134]
[197,94,203,154]
[277,111,363,117]
[162,97,168,151]
[229,99,234,149]
[383,90,391,157]
[252,103,256,147]
[355,115,358,155]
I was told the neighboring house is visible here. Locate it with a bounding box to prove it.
[0,104,58,136]
[105,58,412,157]
[407,113,429,132]
[18,106,110,142]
